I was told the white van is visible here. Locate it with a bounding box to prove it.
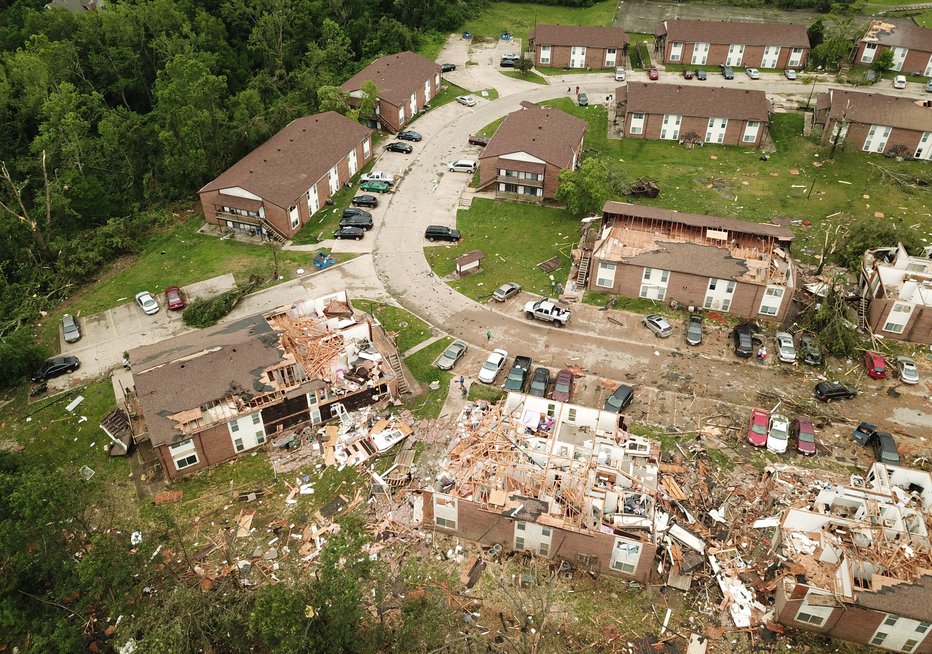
[448,159,477,173]
[615,67,626,81]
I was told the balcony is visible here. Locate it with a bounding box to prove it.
[496,174,544,188]
[213,208,262,226]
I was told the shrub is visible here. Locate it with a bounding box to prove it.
[0,329,48,388]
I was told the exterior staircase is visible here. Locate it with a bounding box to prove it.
[386,353,411,395]
[262,220,288,245]
[858,294,870,331]
[575,249,591,289]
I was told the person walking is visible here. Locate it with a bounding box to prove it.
[758,345,767,365]
[575,85,579,95]
[486,329,492,342]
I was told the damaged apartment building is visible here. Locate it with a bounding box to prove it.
[417,392,661,582]
[861,243,932,345]
[124,291,400,479]
[774,463,932,653]
[586,203,795,321]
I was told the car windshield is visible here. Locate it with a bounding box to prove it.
[752,423,767,435]
[771,426,788,440]
[607,391,627,408]
[482,360,499,371]
[443,347,458,359]
[799,429,815,443]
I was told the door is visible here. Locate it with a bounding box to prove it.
[660,114,681,140]
[862,124,891,153]
[891,47,908,71]
[761,46,781,68]
[726,44,745,67]
[705,117,728,144]
[669,42,683,62]
[691,42,709,65]
[570,46,587,68]
[915,132,932,161]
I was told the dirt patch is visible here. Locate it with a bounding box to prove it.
[616,0,829,34]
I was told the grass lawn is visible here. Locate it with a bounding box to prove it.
[355,300,434,354]
[417,31,448,61]
[425,198,576,301]
[467,383,506,404]
[501,70,549,85]
[477,116,506,137]
[461,0,616,45]
[403,338,453,419]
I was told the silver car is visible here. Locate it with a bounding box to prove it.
[775,331,796,363]
[437,340,468,371]
[61,314,81,343]
[456,95,477,107]
[492,283,521,302]
[896,356,919,385]
[135,291,160,315]
[642,314,672,338]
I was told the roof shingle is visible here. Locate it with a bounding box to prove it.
[860,18,932,53]
[819,88,932,133]
[529,24,628,49]
[657,19,810,48]
[622,241,750,280]
[340,51,441,106]
[480,104,587,169]
[618,82,771,122]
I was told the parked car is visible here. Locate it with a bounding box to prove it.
[343,207,372,220]
[745,67,760,80]
[165,286,186,311]
[61,313,81,343]
[767,414,790,454]
[647,68,659,80]
[352,194,378,208]
[135,291,159,315]
[501,53,520,62]
[927,79,932,93]
[424,225,461,242]
[864,351,888,379]
[436,340,468,370]
[577,93,588,106]
[896,355,919,384]
[448,159,477,173]
[853,421,878,446]
[478,348,508,384]
[893,75,907,89]
[492,282,521,302]
[441,63,456,73]
[333,226,365,240]
[499,58,517,68]
[871,431,900,466]
[614,67,626,81]
[456,95,477,107]
[642,314,672,338]
[747,408,769,447]
[814,380,857,401]
[603,384,634,413]
[731,322,761,358]
[468,134,491,146]
[784,69,798,80]
[775,331,796,363]
[385,142,413,154]
[792,416,817,456]
[360,180,390,194]
[359,171,396,185]
[798,333,823,366]
[551,368,574,402]
[682,69,693,79]
[720,64,734,79]
[696,69,707,81]
[529,367,551,397]
[32,355,80,382]
[340,213,374,230]
[397,130,422,142]
[685,315,703,346]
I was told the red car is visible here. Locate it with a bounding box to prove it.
[792,416,817,456]
[648,68,659,80]
[864,351,888,379]
[747,408,769,447]
[165,286,186,310]
[682,69,694,79]
[468,134,490,146]
[551,368,574,402]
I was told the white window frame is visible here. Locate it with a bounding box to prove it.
[596,261,616,288]
[743,121,760,143]
[289,205,299,230]
[540,45,551,65]
[759,286,785,316]
[883,302,913,334]
[398,106,405,126]
[433,494,458,530]
[328,166,339,194]
[363,137,371,158]
[610,537,641,574]
[629,113,645,135]
[788,47,804,67]
[169,439,199,471]
[860,42,877,64]
[669,42,683,62]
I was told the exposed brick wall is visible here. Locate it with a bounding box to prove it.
[622,111,765,147]
[534,45,619,69]
[662,42,808,69]
[868,298,932,345]
[855,42,932,74]
[821,119,925,158]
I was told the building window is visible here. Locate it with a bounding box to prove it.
[252,413,261,425]
[871,632,889,646]
[643,267,652,280]
[861,43,877,63]
[630,113,645,135]
[363,138,371,158]
[916,622,930,634]
[794,592,834,627]
[433,494,458,530]
[759,286,785,316]
[795,610,828,626]
[502,183,518,193]
[540,45,551,65]
[567,408,577,421]
[884,616,899,627]
[903,640,919,653]
[169,439,199,471]
[230,421,240,433]
[596,262,616,288]
[743,121,761,143]
[610,538,641,574]
[521,186,540,196]
[883,302,912,334]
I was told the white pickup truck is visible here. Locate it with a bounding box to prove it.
[523,298,571,327]
[359,171,397,185]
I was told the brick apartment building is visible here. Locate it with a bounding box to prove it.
[855,18,932,76]
[860,243,932,345]
[527,24,628,69]
[654,19,810,70]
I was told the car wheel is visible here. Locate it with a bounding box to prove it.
[526,312,534,320]
[356,235,362,241]
[554,319,563,327]
[428,237,435,242]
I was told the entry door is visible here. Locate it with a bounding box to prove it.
[570,46,587,68]
[862,125,891,153]
[705,117,728,143]
[915,132,932,161]
[891,47,908,71]
[660,114,681,140]
[726,44,745,66]
[691,42,709,65]
[761,46,781,68]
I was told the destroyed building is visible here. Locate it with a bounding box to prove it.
[417,393,660,582]
[861,243,932,345]
[125,291,400,479]
[774,463,932,653]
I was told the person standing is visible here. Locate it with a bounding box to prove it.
[486,329,492,342]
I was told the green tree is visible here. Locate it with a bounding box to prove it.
[833,216,924,271]
[352,79,379,121]
[800,275,861,357]
[317,84,350,114]
[514,56,533,75]
[555,158,617,217]
[872,49,894,73]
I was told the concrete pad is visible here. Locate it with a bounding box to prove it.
[184,273,236,302]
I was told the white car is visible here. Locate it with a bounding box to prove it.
[767,414,790,454]
[135,291,160,315]
[784,69,798,80]
[615,67,626,81]
[501,53,520,61]
[456,95,478,107]
[478,348,508,384]
[775,332,796,363]
[448,159,477,173]
[642,314,672,338]
[896,356,919,385]
[745,68,760,80]
[893,75,907,89]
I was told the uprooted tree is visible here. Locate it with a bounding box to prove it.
[799,275,861,357]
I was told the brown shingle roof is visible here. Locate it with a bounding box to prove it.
[622,241,749,280]
[602,202,795,240]
[340,51,441,106]
[852,573,932,623]
[131,315,283,447]
[821,88,932,133]
[860,18,932,53]
[199,112,371,208]
[480,104,587,169]
[529,24,628,49]
[657,19,810,48]
[619,82,770,122]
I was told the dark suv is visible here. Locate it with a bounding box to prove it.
[340,213,373,230]
[424,225,461,242]
[814,380,857,401]
[731,322,761,358]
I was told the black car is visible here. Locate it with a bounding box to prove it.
[814,380,858,402]
[424,225,461,242]
[603,384,634,413]
[720,64,734,79]
[696,69,707,81]
[333,226,365,240]
[871,431,900,466]
[441,63,456,72]
[686,315,703,346]
[397,130,422,142]
[386,141,413,154]
[342,207,372,220]
[499,58,517,68]
[32,356,80,382]
[528,367,551,397]
[731,322,761,358]
[339,213,373,230]
[352,194,378,208]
